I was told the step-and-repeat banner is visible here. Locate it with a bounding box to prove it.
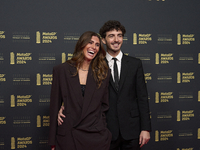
[0,0,200,150]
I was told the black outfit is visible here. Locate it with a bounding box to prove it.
[48,63,112,150]
[106,54,151,150]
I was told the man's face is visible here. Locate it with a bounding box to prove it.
[102,29,123,55]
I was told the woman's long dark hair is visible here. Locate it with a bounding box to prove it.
[67,31,108,88]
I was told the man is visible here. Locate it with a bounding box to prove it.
[58,20,151,150]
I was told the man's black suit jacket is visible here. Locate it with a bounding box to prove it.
[106,54,151,141]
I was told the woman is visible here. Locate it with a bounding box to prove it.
[48,31,112,150]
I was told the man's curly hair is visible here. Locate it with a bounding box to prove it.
[99,20,126,38]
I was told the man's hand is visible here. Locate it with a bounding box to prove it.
[58,105,65,126]
[51,145,55,150]
[139,130,150,148]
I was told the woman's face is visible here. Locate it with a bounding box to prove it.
[82,36,100,61]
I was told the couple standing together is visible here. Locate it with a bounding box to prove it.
[48,20,151,150]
